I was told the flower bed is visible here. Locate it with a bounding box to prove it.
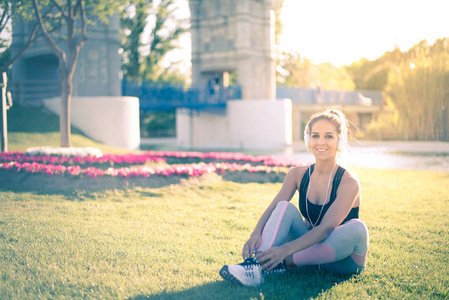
[25,146,104,157]
[0,150,303,191]
[0,151,300,168]
[0,152,166,168]
[0,161,289,179]
[144,150,301,167]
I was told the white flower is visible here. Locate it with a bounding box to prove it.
[25,146,103,158]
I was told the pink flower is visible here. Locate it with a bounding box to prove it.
[0,151,295,180]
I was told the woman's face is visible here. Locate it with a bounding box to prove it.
[309,119,339,160]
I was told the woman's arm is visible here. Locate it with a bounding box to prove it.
[257,173,360,271]
[241,166,305,259]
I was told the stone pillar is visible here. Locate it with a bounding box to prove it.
[74,14,121,97]
[235,0,275,100]
[189,0,275,99]
[189,0,202,88]
[179,0,291,149]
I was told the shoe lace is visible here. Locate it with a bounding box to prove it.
[267,262,286,274]
[262,261,286,277]
[239,258,260,278]
[239,258,286,278]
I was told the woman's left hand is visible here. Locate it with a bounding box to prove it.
[255,246,287,272]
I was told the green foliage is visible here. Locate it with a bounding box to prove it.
[120,0,148,79]
[316,62,355,90]
[140,110,176,138]
[2,0,35,24]
[31,0,121,37]
[365,98,400,140]
[345,47,403,91]
[0,168,448,298]
[120,0,188,82]
[29,0,127,147]
[347,39,449,141]
[0,1,35,71]
[277,51,312,87]
[277,51,355,90]
[84,0,121,23]
[384,39,449,140]
[273,0,284,46]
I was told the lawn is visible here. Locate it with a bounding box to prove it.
[5,105,127,154]
[1,105,448,299]
[1,167,448,299]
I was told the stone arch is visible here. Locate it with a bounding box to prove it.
[24,54,59,80]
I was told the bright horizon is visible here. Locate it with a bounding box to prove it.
[280,0,449,66]
[170,0,449,70]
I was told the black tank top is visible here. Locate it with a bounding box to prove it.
[299,164,359,226]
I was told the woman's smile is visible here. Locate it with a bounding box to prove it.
[309,119,339,159]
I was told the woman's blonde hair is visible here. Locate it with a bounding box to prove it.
[305,108,349,139]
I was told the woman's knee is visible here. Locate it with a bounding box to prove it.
[274,201,296,214]
[343,219,369,241]
[276,200,288,207]
[275,201,301,217]
[324,219,369,254]
[275,200,290,209]
[341,219,369,254]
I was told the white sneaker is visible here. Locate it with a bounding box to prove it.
[219,258,264,287]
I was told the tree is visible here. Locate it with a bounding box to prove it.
[345,47,403,91]
[120,0,147,80]
[31,0,121,147]
[384,39,449,140]
[273,0,284,47]
[277,51,312,87]
[0,0,47,74]
[120,0,188,82]
[362,38,449,141]
[277,50,355,90]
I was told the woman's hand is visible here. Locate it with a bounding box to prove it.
[242,234,262,260]
[256,246,287,272]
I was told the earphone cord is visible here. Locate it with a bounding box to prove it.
[305,163,337,229]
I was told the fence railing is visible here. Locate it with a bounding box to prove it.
[9,79,382,110]
[122,80,242,112]
[276,86,383,106]
[9,80,61,105]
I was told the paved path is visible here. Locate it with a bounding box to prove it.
[349,141,449,153]
[288,140,449,153]
[141,138,449,153]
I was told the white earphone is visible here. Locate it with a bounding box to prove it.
[303,119,348,152]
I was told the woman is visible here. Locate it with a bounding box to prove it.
[219,109,369,287]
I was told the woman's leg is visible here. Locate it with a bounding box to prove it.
[292,219,369,274]
[219,201,307,286]
[257,201,309,252]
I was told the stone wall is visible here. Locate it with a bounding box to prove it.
[44,97,140,150]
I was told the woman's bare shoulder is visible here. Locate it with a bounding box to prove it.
[341,167,361,189]
[282,165,309,191]
[287,165,309,178]
[290,165,309,173]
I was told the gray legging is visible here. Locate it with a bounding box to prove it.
[257,201,369,275]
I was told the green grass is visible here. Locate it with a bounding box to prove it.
[5,105,127,153]
[2,105,449,299]
[1,168,448,299]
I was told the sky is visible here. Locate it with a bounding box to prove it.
[169,0,449,70]
[279,0,449,66]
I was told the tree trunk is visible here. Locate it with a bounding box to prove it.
[60,73,71,147]
[32,0,86,148]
